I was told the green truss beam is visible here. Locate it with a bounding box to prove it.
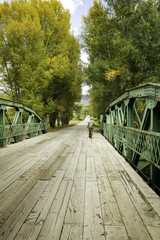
[102,83,160,191]
[0,99,48,147]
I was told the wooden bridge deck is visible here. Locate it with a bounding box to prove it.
[0,119,160,240]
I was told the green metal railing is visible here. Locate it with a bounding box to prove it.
[0,98,48,147]
[103,124,160,169]
[101,83,160,191]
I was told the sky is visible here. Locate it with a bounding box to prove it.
[60,0,95,94]
[60,0,94,64]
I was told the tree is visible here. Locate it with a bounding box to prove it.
[0,0,82,125]
[74,103,84,120]
[81,0,160,118]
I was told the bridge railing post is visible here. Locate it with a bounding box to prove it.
[0,106,6,147]
[125,99,134,160]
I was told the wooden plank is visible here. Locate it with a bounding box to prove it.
[1,121,160,240]
[86,157,97,181]
[0,145,62,225]
[14,170,65,240]
[98,138,153,239]
[57,134,78,171]
[38,180,72,240]
[0,139,65,192]
[147,198,160,218]
[0,154,40,193]
[108,180,151,240]
[86,140,93,158]
[97,176,124,226]
[83,181,105,240]
[147,226,160,240]
[0,136,63,184]
[76,146,86,172]
[0,181,48,240]
[64,179,85,225]
[101,137,159,199]
[104,226,129,240]
[60,224,83,240]
[118,170,160,227]
[60,141,87,239]
[75,150,86,180]
[92,141,124,227]
[0,128,75,225]
[96,175,123,226]
[99,138,160,227]
[64,138,83,181]
[0,132,63,175]
[40,143,67,180]
[40,156,65,180]
[86,140,97,181]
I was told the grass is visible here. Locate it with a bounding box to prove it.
[48,119,82,132]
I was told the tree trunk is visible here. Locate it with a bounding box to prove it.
[57,116,60,126]
[50,112,58,128]
[50,118,56,128]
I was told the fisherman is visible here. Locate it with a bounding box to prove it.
[87,117,95,138]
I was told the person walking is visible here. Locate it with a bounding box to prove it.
[87,117,95,138]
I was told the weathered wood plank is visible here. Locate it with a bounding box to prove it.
[64,137,83,181]
[0,181,48,240]
[83,181,105,240]
[14,170,65,240]
[97,176,124,226]
[86,157,97,181]
[98,138,156,239]
[100,136,159,199]
[0,120,160,240]
[64,177,85,225]
[60,224,83,240]
[147,226,160,240]
[92,141,124,227]
[0,141,67,225]
[60,142,87,239]
[147,198,160,218]
[108,180,152,240]
[40,144,67,180]
[38,180,72,240]
[99,138,160,228]
[118,170,160,227]
[104,226,129,240]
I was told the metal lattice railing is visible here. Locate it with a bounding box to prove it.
[0,98,48,147]
[101,83,160,191]
[0,122,48,141]
[103,124,160,170]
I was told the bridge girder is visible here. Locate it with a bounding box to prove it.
[0,98,48,147]
[102,83,160,192]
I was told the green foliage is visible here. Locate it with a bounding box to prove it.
[73,103,84,120]
[81,0,160,118]
[0,0,82,124]
[82,106,89,117]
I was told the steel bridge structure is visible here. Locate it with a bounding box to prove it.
[101,83,160,191]
[0,98,48,147]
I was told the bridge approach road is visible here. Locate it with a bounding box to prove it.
[0,119,160,240]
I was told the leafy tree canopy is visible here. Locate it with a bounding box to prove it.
[0,0,82,126]
[81,0,160,118]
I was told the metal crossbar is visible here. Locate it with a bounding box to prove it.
[0,99,48,147]
[103,124,160,169]
[101,83,160,190]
